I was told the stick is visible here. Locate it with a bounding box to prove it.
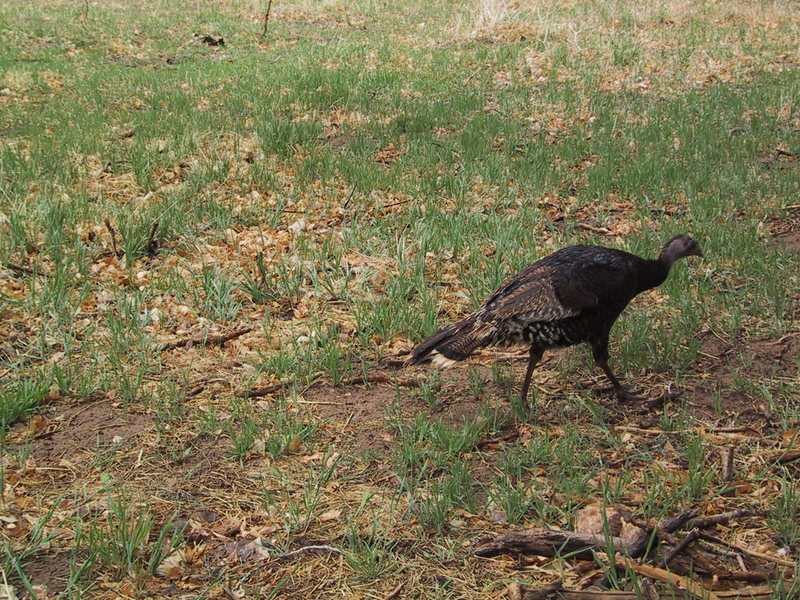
[104,218,121,257]
[660,529,699,567]
[688,509,761,529]
[519,587,775,600]
[158,326,252,352]
[145,221,159,257]
[473,528,631,560]
[720,445,735,482]
[339,374,421,388]
[261,0,274,38]
[617,558,722,600]
[381,581,406,600]
[698,533,796,567]
[775,449,800,464]
[276,545,342,560]
[237,380,294,398]
[594,509,697,590]
[475,429,520,449]
[4,263,34,275]
[628,509,698,560]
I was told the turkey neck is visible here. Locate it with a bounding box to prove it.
[635,258,670,294]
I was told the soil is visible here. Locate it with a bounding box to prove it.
[31,395,152,462]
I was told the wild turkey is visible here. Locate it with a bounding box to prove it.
[408,235,703,404]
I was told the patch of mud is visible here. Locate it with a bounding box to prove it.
[31,396,152,462]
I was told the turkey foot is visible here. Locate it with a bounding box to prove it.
[596,360,645,401]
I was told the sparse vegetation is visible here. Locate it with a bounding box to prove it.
[1,0,798,598]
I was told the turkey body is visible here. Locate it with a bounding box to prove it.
[409,236,702,404]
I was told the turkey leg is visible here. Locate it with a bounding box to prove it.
[519,347,544,404]
[592,337,643,401]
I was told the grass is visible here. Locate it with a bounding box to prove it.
[1,0,799,597]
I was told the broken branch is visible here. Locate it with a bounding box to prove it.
[617,558,722,600]
[159,326,252,352]
[473,528,630,561]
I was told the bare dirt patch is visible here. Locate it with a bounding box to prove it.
[304,365,514,452]
[687,328,800,424]
[30,395,152,462]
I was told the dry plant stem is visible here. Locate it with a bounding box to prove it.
[616,558,722,600]
[239,373,420,398]
[473,528,630,561]
[159,326,252,352]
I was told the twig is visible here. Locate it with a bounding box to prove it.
[720,444,736,482]
[698,532,796,567]
[158,326,252,352]
[475,429,520,449]
[775,449,800,464]
[104,218,121,257]
[688,509,761,529]
[628,509,698,559]
[660,529,699,567]
[381,581,406,600]
[339,374,421,388]
[237,380,294,398]
[342,186,356,210]
[261,0,274,38]
[576,223,611,234]
[594,509,697,590]
[473,528,630,560]
[4,263,34,275]
[275,545,342,561]
[617,558,722,600]
[145,221,159,258]
[381,197,416,210]
[523,588,774,600]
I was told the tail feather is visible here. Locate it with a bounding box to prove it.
[407,317,488,366]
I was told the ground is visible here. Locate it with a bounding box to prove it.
[1,1,799,599]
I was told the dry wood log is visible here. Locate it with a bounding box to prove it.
[473,528,630,561]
